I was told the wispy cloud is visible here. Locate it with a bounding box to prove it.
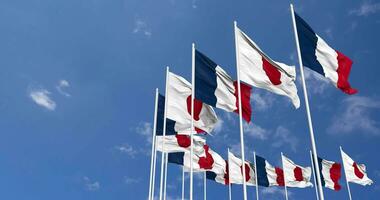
[349,1,380,16]
[191,0,198,9]
[272,126,298,152]
[244,123,269,140]
[124,177,141,184]
[252,91,276,111]
[132,19,152,37]
[213,118,224,135]
[136,122,153,143]
[56,79,71,97]
[300,67,330,95]
[114,143,138,158]
[83,176,100,191]
[261,187,292,197]
[328,96,380,135]
[29,88,56,111]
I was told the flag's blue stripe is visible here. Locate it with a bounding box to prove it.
[295,12,325,76]
[156,94,176,136]
[206,171,217,181]
[317,157,326,187]
[255,155,270,187]
[195,50,218,107]
[168,152,184,165]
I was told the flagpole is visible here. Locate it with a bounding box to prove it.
[148,88,159,200]
[233,20,248,200]
[310,150,320,200]
[289,4,325,200]
[253,151,259,200]
[204,171,207,200]
[190,42,195,200]
[340,146,353,200]
[281,152,289,200]
[152,135,158,200]
[228,148,232,200]
[182,166,185,200]
[159,67,170,200]
[163,154,168,200]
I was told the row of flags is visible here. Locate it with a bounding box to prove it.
[148,4,367,200]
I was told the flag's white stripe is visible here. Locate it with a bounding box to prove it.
[315,35,339,87]
[265,160,279,186]
[215,66,237,112]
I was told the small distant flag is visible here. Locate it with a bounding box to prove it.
[340,148,373,186]
[235,26,300,108]
[282,154,313,188]
[228,151,256,186]
[294,13,357,95]
[206,160,229,185]
[155,134,206,154]
[317,157,342,191]
[167,72,218,134]
[195,49,252,122]
[255,155,285,187]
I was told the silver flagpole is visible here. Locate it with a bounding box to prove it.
[340,146,353,200]
[148,88,159,200]
[289,4,325,200]
[204,171,207,200]
[152,135,158,200]
[233,20,248,200]
[182,167,185,200]
[159,67,170,200]
[163,154,168,200]
[190,43,195,200]
[228,148,232,200]
[310,150,320,200]
[253,151,259,200]
[281,152,289,200]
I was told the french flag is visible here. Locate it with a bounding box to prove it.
[317,157,342,191]
[295,13,357,95]
[206,160,229,185]
[195,49,252,122]
[156,94,176,136]
[255,155,285,187]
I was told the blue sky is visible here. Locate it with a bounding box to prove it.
[0,0,379,199]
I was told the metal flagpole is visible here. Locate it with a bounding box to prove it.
[281,152,289,200]
[148,88,159,200]
[163,154,168,200]
[340,146,353,200]
[310,150,320,200]
[233,20,248,200]
[182,166,185,200]
[289,4,325,200]
[190,43,195,200]
[152,137,158,200]
[228,148,232,200]
[159,67,170,200]
[253,151,259,200]
[204,172,207,200]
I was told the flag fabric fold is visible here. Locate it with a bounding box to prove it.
[235,27,300,108]
[155,134,206,154]
[341,149,373,186]
[228,151,256,186]
[255,155,284,187]
[282,154,313,188]
[294,12,357,95]
[317,157,342,191]
[195,49,252,122]
[167,72,218,134]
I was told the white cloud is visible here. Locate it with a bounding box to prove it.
[300,67,330,95]
[114,143,138,158]
[133,19,152,37]
[272,126,298,152]
[213,118,224,135]
[192,0,198,8]
[83,176,100,191]
[328,96,380,135]
[350,1,380,16]
[136,122,153,143]
[252,92,276,111]
[56,79,71,97]
[29,88,56,111]
[124,177,141,184]
[261,187,292,197]
[324,28,333,39]
[244,123,269,140]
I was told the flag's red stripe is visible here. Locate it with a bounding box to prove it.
[330,163,342,191]
[336,51,357,95]
[275,167,285,186]
[233,81,252,123]
[262,57,282,85]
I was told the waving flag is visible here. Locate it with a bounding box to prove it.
[156,94,176,136]
[317,157,342,191]
[294,13,357,95]
[228,151,256,186]
[282,154,313,188]
[255,155,284,187]
[155,134,206,154]
[340,149,373,186]
[167,72,218,134]
[206,160,229,185]
[235,27,300,108]
[195,49,252,122]
[168,144,225,175]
